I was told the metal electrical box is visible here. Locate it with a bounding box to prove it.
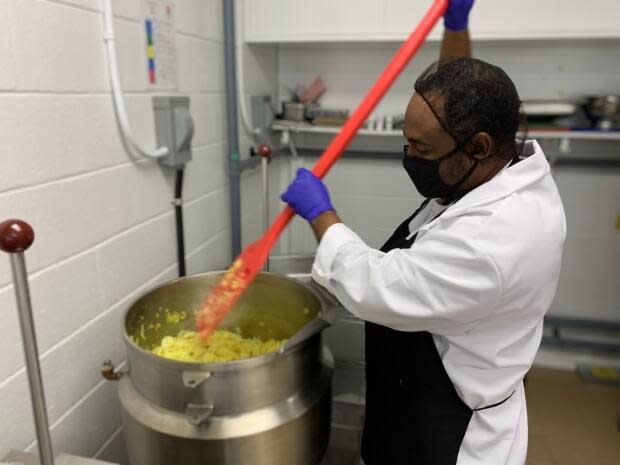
[153,96,194,168]
[251,95,274,132]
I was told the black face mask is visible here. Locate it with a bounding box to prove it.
[402,144,478,200]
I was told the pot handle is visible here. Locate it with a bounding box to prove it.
[306,279,340,324]
[183,371,214,425]
[280,317,331,353]
[185,403,214,426]
[182,370,211,388]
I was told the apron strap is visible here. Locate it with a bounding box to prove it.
[398,201,452,249]
[472,391,515,412]
[380,198,431,253]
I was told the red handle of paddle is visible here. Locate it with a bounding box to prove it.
[263,0,448,250]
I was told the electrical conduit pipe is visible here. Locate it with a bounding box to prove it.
[101,0,168,159]
[223,0,263,257]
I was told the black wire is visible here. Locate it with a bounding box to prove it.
[174,168,186,277]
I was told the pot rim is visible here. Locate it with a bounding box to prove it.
[122,271,326,372]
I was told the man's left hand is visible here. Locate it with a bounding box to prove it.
[444,0,475,32]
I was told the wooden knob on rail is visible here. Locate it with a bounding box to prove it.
[0,219,35,253]
[257,144,272,158]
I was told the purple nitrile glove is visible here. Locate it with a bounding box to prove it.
[444,0,475,31]
[281,168,335,221]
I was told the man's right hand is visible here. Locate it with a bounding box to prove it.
[444,0,475,32]
[281,168,335,222]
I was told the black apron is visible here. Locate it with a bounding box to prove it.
[361,199,509,465]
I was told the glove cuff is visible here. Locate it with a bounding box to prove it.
[444,16,469,32]
[306,205,335,222]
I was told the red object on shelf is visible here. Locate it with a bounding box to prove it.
[196,0,449,341]
[0,219,35,253]
[298,76,327,103]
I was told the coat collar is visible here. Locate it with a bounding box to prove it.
[422,140,550,226]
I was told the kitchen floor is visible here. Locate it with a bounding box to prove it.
[525,367,620,465]
[321,365,620,465]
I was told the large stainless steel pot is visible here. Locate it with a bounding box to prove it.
[116,272,333,465]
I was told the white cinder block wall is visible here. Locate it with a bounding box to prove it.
[0,0,273,462]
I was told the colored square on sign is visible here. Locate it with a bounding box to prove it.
[149,69,156,84]
[147,45,156,59]
[145,20,153,43]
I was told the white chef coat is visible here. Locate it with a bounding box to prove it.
[312,140,566,465]
[406,199,449,239]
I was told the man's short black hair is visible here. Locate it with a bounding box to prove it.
[414,58,522,160]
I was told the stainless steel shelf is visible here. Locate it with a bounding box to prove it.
[274,146,620,168]
[272,122,620,141]
[271,122,620,167]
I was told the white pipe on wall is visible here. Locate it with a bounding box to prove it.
[235,0,261,138]
[101,0,169,159]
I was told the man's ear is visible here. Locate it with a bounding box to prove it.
[467,132,493,160]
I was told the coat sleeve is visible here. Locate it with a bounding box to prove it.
[311,222,503,334]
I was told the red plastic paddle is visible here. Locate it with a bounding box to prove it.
[197,0,449,340]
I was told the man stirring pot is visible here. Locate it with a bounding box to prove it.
[281,1,566,464]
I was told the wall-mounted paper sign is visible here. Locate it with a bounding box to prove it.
[142,0,177,89]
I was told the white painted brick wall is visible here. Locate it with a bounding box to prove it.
[185,230,230,276]
[96,213,177,308]
[94,427,126,465]
[176,0,223,41]
[0,251,103,382]
[183,143,229,200]
[0,4,15,90]
[0,96,153,193]
[11,1,109,92]
[47,0,143,21]
[0,0,243,462]
[177,36,225,93]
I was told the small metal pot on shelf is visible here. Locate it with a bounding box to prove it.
[283,102,307,122]
[582,95,620,130]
